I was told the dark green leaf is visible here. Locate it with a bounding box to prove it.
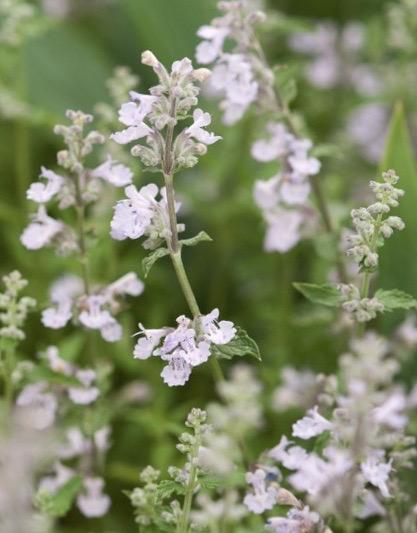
[375,289,417,311]
[293,282,341,307]
[180,231,212,248]
[211,327,261,361]
[156,480,185,500]
[142,247,170,278]
[27,366,80,387]
[274,67,297,107]
[35,475,83,518]
[199,474,221,491]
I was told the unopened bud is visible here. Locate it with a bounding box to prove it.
[141,50,159,68]
[276,488,301,508]
[193,68,211,82]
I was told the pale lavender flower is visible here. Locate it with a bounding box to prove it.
[76,477,111,518]
[244,468,279,514]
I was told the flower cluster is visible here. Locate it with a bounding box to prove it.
[0,0,41,47]
[16,346,103,429]
[0,270,35,341]
[134,309,236,386]
[196,0,272,125]
[111,51,220,173]
[252,122,320,252]
[41,272,143,342]
[245,332,417,530]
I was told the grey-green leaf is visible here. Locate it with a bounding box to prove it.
[211,327,261,361]
[375,289,417,311]
[293,282,341,307]
[180,231,212,248]
[142,248,170,278]
[156,480,185,500]
[35,475,83,518]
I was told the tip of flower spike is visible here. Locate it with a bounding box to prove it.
[141,50,159,68]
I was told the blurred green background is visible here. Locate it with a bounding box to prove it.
[2,0,417,530]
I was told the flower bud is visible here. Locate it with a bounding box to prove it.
[141,50,159,68]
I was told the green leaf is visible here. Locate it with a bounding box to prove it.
[142,247,170,278]
[199,474,221,491]
[27,366,80,387]
[293,282,341,307]
[375,289,417,311]
[378,102,417,328]
[274,67,297,107]
[211,327,261,361]
[180,231,212,248]
[156,480,185,500]
[35,475,83,518]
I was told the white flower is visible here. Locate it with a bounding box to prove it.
[79,295,112,330]
[77,477,111,518]
[110,183,158,240]
[253,176,280,210]
[244,468,279,514]
[361,454,392,498]
[68,369,99,405]
[41,301,72,329]
[133,325,170,360]
[196,25,229,64]
[105,272,144,298]
[91,156,133,187]
[200,308,236,344]
[16,382,57,430]
[49,274,83,303]
[373,391,408,430]
[39,462,75,494]
[20,206,64,250]
[269,436,309,470]
[26,167,64,203]
[161,356,192,387]
[267,506,320,532]
[251,123,292,163]
[111,96,155,145]
[100,318,122,342]
[292,406,332,439]
[264,210,304,253]
[185,108,222,145]
[45,346,73,375]
[281,180,311,205]
[59,427,90,459]
[288,153,320,177]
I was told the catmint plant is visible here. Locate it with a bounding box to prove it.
[195,0,347,282]
[110,51,260,386]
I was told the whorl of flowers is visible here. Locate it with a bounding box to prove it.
[244,331,417,531]
[133,309,236,386]
[252,122,320,252]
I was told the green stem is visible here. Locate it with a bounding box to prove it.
[170,251,200,318]
[177,447,199,533]
[1,343,15,423]
[74,171,91,295]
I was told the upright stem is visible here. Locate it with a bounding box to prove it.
[176,460,197,533]
[74,171,91,295]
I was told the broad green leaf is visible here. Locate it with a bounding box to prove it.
[180,231,212,248]
[293,282,341,307]
[378,102,417,327]
[35,475,83,518]
[211,327,261,361]
[27,366,80,387]
[375,289,417,311]
[142,247,170,278]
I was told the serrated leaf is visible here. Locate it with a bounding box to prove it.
[293,282,341,307]
[180,231,212,247]
[142,247,170,278]
[199,475,221,491]
[35,475,83,518]
[156,480,185,500]
[211,327,261,361]
[375,289,417,311]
